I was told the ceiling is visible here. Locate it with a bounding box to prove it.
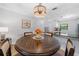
[0,3,79,21]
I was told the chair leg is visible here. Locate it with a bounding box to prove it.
[0,49,4,56]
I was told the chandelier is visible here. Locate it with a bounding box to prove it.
[33,3,46,17]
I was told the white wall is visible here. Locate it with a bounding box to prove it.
[0,7,79,45]
[0,8,34,43]
[0,8,56,43]
[59,19,79,37]
[0,8,18,43]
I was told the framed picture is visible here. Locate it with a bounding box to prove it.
[22,19,31,29]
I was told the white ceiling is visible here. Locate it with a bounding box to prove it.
[0,3,60,15]
[0,3,79,21]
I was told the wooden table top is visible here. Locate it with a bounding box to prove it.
[15,35,60,56]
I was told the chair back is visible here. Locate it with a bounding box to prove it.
[0,38,12,56]
[24,32,33,36]
[6,38,12,56]
[43,32,53,37]
[65,39,75,56]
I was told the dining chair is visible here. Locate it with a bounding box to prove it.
[47,32,53,37]
[43,32,53,37]
[53,38,75,56]
[0,49,4,56]
[0,38,12,56]
[24,32,33,36]
[65,38,75,56]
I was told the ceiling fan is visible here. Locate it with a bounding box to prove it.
[52,7,58,10]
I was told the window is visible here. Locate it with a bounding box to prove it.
[60,23,68,30]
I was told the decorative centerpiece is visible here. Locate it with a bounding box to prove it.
[32,27,44,48]
[33,27,44,40]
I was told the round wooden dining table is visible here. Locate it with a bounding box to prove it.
[15,35,60,56]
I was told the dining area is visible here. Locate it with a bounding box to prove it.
[14,31,75,56]
[0,30,75,56]
[0,3,79,56]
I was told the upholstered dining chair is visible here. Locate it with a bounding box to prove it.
[65,38,75,56]
[43,32,53,37]
[53,38,75,56]
[24,32,33,36]
[47,32,53,37]
[0,38,12,56]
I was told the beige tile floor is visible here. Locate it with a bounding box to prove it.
[11,45,21,56]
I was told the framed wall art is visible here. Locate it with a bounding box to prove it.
[22,19,31,29]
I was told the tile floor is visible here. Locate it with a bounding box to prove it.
[54,36,79,56]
